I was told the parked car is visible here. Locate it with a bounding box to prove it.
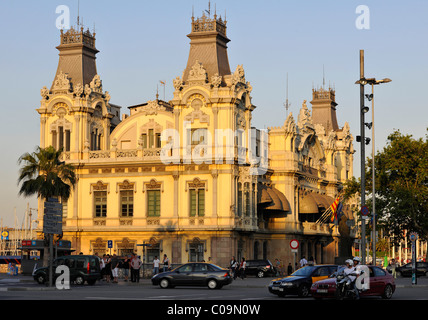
[33,255,101,285]
[244,259,276,278]
[151,262,232,289]
[310,265,396,299]
[387,262,428,277]
[268,265,338,297]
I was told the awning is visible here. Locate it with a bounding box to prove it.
[299,191,319,214]
[258,184,291,213]
[311,193,334,210]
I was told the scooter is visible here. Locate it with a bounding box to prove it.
[335,270,362,300]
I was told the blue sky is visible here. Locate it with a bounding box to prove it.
[0,0,427,227]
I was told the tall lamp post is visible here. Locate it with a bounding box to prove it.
[355,72,391,265]
[365,77,391,265]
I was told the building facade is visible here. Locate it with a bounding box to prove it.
[35,12,355,267]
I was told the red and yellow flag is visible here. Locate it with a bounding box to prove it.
[330,197,340,222]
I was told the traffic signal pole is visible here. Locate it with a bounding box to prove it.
[360,50,366,265]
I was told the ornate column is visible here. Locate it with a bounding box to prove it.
[40,117,47,148]
[74,114,80,152]
[173,172,179,218]
[211,170,218,218]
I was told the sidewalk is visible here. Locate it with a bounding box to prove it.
[0,273,427,291]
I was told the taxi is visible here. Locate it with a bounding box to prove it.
[268,265,338,298]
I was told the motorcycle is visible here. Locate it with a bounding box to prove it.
[335,270,363,300]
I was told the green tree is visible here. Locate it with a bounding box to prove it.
[366,129,428,246]
[17,146,76,266]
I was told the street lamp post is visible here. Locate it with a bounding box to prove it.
[366,78,391,265]
[355,69,391,265]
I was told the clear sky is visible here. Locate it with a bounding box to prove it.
[0,0,427,227]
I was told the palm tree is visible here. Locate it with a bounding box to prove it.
[17,146,76,267]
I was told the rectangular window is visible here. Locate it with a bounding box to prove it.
[120,190,134,217]
[141,134,147,148]
[156,133,161,148]
[189,189,205,217]
[188,128,207,146]
[237,183,242,216]
[59,126,64,150]
[147,190,161,217]
[94,191,107,217]
[189,243,204,262]
[65,130,71,152]
[148,129,154,148]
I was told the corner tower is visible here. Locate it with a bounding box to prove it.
[182,12,231,85]
[310,87,339,132]
[51,26,99,91]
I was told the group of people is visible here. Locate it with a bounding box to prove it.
[98,253,173,283]
[99,253,145,283]
[229,257,247,280]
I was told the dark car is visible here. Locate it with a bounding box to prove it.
[387,262,428,277]
[245,260,276,278]
[33,255,101,285]
[310,265,396,299]
[268,265,338,297]
[151,262,233,289]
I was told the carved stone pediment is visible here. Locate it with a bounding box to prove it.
[140,100,167,115]
[52,71,71,93]
[187,60,208,83]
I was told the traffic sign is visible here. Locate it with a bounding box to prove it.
[409,232,418,242]
[108,240,113,248]
[290,239,299,250]
[361,205,369,216]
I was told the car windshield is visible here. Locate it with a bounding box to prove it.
[291,266,317,276]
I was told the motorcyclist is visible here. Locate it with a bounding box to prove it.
[351,257,362,299]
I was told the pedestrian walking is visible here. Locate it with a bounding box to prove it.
[99,255,105,280]
[122,255,130,281]
[130,253,142,283]
[153,256,160,275]
[299,256,307,268]
[239,258,246,279]
[230,256,237,279]
[390,258,398,279]
[111,254,119,283]
[105,254,112,283]
[162,254,170,272]
[287,262,293,275]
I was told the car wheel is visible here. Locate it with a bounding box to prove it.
[36,274,46,284]
[207,279,218,290]
[159,278,170,289]
[382,284,394,299]
[75,276,85,285]
[297,284,310,298]
[257,271,265,278]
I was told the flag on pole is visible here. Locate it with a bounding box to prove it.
[330,197,340,222]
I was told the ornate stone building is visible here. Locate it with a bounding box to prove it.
[35,11,355,267]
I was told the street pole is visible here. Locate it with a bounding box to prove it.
[49,234,53,287]
[360,50,366,265]
[371,83,376,266]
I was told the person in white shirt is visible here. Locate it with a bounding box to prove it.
[153,256,160,275]
[299,256,308,268]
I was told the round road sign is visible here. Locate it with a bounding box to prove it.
[361,205,369,216]
[290,239,299,250]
